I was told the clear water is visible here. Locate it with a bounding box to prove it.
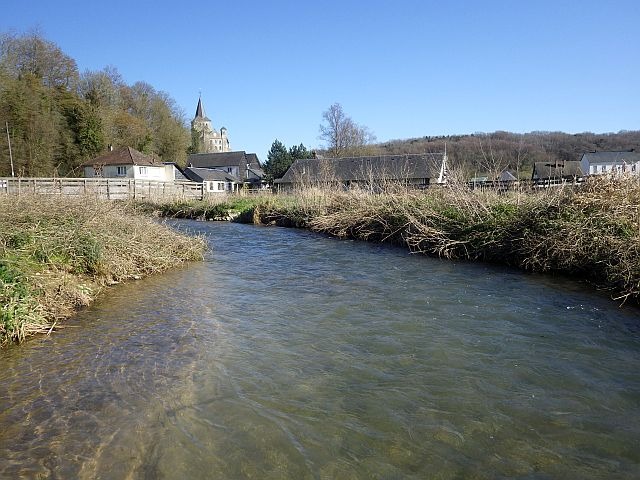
[1,221,639,479]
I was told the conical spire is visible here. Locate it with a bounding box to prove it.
[195,95,205,119]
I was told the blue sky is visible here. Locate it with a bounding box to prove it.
[2,0,639,161]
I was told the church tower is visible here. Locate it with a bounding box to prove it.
[191,96,230,153]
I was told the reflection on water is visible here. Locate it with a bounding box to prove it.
[1,221,639,479]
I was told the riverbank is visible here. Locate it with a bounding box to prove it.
[0,196,205,346]
[147,176,640,304]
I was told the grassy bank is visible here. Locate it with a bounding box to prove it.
[148,177,640,303]
[0,196,205,346]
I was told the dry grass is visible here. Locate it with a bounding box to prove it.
[0,195,205,346]
[137,176,640,303]
[253,177,640,303]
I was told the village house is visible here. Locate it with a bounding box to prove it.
[274,153,443,191]
[186,151,266,189]
[82,146,181,181]
[579,150,640,176]
[531,161,584,184]
[182,167,238,193]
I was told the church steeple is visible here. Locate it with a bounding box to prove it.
[195,95,205,119]
[191,94,230,153]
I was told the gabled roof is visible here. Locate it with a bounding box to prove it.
[187,151,249,168]
[276,154,438,184]
[186,151,264,182]
[183,167,239,183]
[81,147,158,167]
[580,150,640,164]
[532,161,583,180]
[498,170,517,181]
[245,153,260,165]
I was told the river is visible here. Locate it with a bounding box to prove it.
[1,221,639,479]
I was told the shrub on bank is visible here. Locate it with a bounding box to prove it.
[139,177,640,303]
[0,196,205,346]
[254,178,640,302]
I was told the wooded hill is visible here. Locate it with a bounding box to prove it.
[0,32,190,177]
[375,130,640,180]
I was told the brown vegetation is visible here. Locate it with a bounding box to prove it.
[159,177,640,304]
[374,130,640,180]
[0,195,205,346]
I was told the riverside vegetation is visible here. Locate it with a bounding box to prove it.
[3,176,637,346]
[0,196,205,346]
[150,176,640,305]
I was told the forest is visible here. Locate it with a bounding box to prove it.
[0,31,190,177]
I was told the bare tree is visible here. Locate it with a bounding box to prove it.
[319,103,376,157]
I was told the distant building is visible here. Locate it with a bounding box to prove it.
[580,150,640,176]
[185,151,266,189]
[182,167,238,193]
[274,154,442,191]
[82,146,180,181]
[191,96,230,153]
[531,161,584,184]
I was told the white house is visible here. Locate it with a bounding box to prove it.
[182,167,238,193]
[580,151,640,176]
[82,146,178,181]
[186,151,266,189]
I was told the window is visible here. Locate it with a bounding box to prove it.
[218,182,225,190]
[139,167,147,175]
[227,167,233,173]
[116,166,127,176]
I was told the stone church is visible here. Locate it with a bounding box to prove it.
[191,96,230,153]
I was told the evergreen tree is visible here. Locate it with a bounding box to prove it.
[289,143,312,161]
[263,139,293,182]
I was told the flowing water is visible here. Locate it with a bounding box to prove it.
[1,221,639,479]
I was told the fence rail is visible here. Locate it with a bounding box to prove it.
[0,177,205,201]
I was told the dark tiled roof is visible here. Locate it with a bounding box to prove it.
[183,167,239,183]
[532,161,583,180]
[186,151,264,182]
[187,151,248,168]
[244,153,262,167]
[581,151,640,164]
[277,154,438,184]
[498,170,517,181]
[81,147,158,167]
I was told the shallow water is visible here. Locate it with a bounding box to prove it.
[1,221,639,479]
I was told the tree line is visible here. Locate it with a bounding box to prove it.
[266,102,640,181]
[377,130,640,180]
[0,31,189,177]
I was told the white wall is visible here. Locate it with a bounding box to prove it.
[84,165,171,181]
[581,159,640,175]
[205,181,234,193]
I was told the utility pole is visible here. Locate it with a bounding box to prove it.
[5,121,15,177]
